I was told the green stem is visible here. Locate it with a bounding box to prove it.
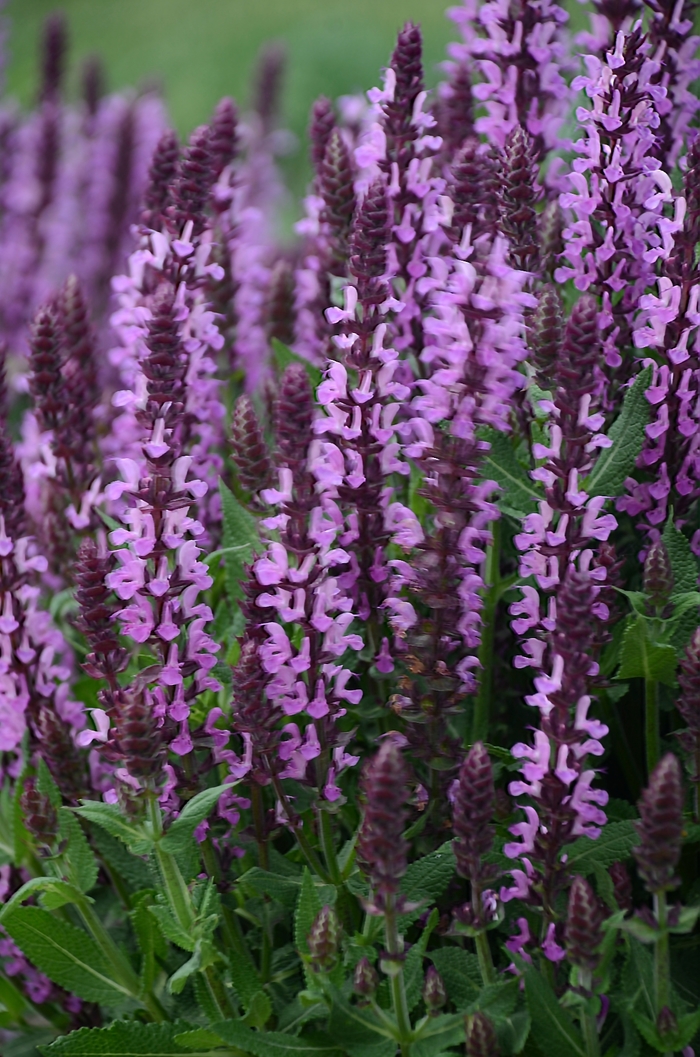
[269,773,331,882]
[76,897,166,1022]
[578,970,600,1057]
[384,899,412,1057]
[319,807,342,886]
[645,678,660,780]
[474,929,496,987]
[654,891,670,1014]
[598,689,641,801]
[251,784,269,871]
[472,520,501,745]
[149,798,194,931]
[203,965,232,1019]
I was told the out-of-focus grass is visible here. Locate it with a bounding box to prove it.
[6,0,456,198]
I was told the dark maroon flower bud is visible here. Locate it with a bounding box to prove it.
[275,364,314,470]
[112,686,165,784]
[437,62,475,156]
[656,1006,678,1041]
[39,13,67,103]
[58,275,98,413]
[529,285,564,390]
[349,180,389,289]
[99,103,136,286]
[499,124,541,270]
[252,42,286,135]
[309,96,336,175]
[231,395,273,496]
[81,55,104,118]
[643,540,674,612]
[566,876,604,971]
[539,201,564,276]
[449,139,499,240]
[358,740,409,907]
[552,569,598,708]
[684,136,700,243]
[422,966,447,1014]
[169,125,215,238]
[383,22,424,164]
[75,539,128,684]
[608,861,633,912]
[453,742,495,882]
[142,130,180,230]
[20,777,58,847]
[353,957,379,999]
[28,304,66,435]
[319,129,356,271]
[265,259,296,348]
[678,628,700,732]
[465,1011,500,1056]
[34,704,86,801]
[307,905,341,972]
[555,293,600,401]
[209,97,238,179]
[142,285,186,432]
[634,753,684,893]
[0,422,27,542]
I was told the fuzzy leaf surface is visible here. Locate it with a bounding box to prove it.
[586,366,652,498]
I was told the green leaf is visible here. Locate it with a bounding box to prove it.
[58,809,99,894]
[468,980,519,1021]
[173,1029,229,1052]
[479,429,539,520]
[620,940,655,1020]
[0,877,85,921]
[228,950,263,1009]
[241,989,273,1029]
[616,618,677,686]
[212,1022,346,1057]
[271,338,323,390]
[2,907,131,1006]
[74,801,152,854]
[566,821,636,873]
[402,842,456,907]
[523,965,586,1057]
[159,783,233,860]
[39,1021,207,1056]
[428,949,481,1011]
[295,867,323,957]
[148,903,196,952]
[586,365,652,498]
[89,827,153,891]
[130,893,166,995]
[36,758,62,810]
[218,479,261,602]
[240,867,303,909]
[413,1014,464,1057]
[662,515,700,648]
[326,994,396,1057]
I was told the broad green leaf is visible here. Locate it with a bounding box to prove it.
[326,993,397,1057]
[241,989,273,1029]
[39,1021,208,1056]
[148,903,196,952]
[523,965,586,1057]
[586,365,652,498]
[467,980,519,1021]
[479,429,539,520]
[413,1014,465,1057]
[130,894,167,995]
[159,782,233,859]
[228,948,263,1008]
[173,1030,229,1052]
[89,826,153,891]
[428,949,481,1011]
[662,515,700,648]
[36,758,62,810]
[74,801,152,854]
[402,842,456,906]
[632,1008,700,1052]
[58,809,98,894]
[271,338,323,389]
[240,867,303,908]
[616,618,677,686]
[3,907,131,1005]
[566,821,636,873]
[212,1021,346,1056]
[620,940,655,1020]
[218,479,261,602]
[0,878,85,921]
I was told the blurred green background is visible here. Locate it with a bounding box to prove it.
[5,0,458,198]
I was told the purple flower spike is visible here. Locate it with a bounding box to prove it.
[307,905,341,972]
[39,13,67,104]
[465,1011,500,1057]
[142,130,180,231]
[643,540,674,612]
[231,395,273,498]
[309,96,335,176]
[634,753,684,894]
[566,875,604,971]
[358,740,409,909]
[453,742,495,884]
[20,777,58,847]
[529,286,564,390]
[319,129,356,272]
[499,125,542,271]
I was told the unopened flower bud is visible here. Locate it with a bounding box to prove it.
[265,260,296,348]
[634,753,684,894]
[656,1006,678,1041]
[530,285,564,390]
[307,905,341,973]
[678,627,700,732]
[275,364,314,470]
[20,778,58,847]
[539,200,564,275]
[608,861,633,913]
[231,395,273,496]
[453,742,495,884]
[465,1011,500,1056]
[358,740,409,908]
[499,124,541,270]
[353,957,379,999]
[644,540,674,612]
[422,966,447,1014]
[566,876,604,972]
[113,687,164,785]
